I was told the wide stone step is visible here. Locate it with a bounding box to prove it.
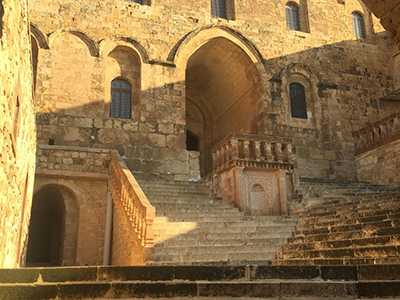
[154,218,298,228]
[154,223,296,236]
[156,207,243,220]
[157,237,289,248]
[276,244,400,260]
[294,219,398,237]
[155,244,283,255]
[283,235,400,252]
[154,231,293,243]
[3,265,400,299]
[289,227,400,244]
[297,211,400,228]
[154,251,278,263]
[298,200,400,219]
[272,257,400,266]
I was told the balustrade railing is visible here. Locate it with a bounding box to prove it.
[109,150,155,262]
[212,133,294,173]
[353,111,400,155]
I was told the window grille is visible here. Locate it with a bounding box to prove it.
[110,78,131,119]
[289,82,307,119]
[286,2,300,31]
[211,0,227,19]
[352,12,366,39]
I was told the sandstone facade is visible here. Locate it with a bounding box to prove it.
[0,0,36,268]
[29,0,399,182]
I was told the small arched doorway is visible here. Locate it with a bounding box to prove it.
[26,187,66,266]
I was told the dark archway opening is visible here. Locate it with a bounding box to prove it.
[26,188,65,267]
[186,130,199,151]
[186,37,262,176]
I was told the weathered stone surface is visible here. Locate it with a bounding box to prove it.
[0,0,36,268]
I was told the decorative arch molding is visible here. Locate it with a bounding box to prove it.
[48,28,99,57]
[34,179,85,207]
[171,25,267,72]
[99,35,150,64]
[279,63,320,85]
[30,23,49,49]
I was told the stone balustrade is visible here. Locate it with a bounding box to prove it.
[109,151,155,264]
[212,133,294,174]
[353,111,400,155]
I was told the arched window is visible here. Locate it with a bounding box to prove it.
[286,2,300,31]
[352,12,366,38]
[133,0,142,3]
[211,0,227,19]
[289,82,307,119]
[110,78,131,119]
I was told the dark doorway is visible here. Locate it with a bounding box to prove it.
[26,188,65,267]
[186,130,199,151]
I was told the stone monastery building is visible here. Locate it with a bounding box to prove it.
[1,0,400,269]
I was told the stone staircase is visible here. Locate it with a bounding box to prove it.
[139,180,298,264]
[2,264,400,299]
[272,177,400,266]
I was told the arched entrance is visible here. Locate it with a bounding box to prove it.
[186,37,263,176]
[26,187,66,266]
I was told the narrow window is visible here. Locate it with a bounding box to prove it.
[211,0,227,19]
[289,82,307,119]
[133,0,142,3]
[352,12,366,38]
[286,2,300,31]
[110,78,131,119]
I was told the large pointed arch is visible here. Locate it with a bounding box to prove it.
[171,25,270,77]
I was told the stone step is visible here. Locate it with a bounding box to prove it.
[294,219,398,237]
[154,244,283,255]
[283,235,400,252]
[155,209,242,218]
[297,200,400,218]
[276,244,400,260]
[289,227,400,244]
[154,231,293,243]
[154,218,298,228]
[154,223,296,236]
[297,211,400,228]
[271,257,400,266]
[3,265,400,299]
[157,237,289,248]
[154,251,278,263]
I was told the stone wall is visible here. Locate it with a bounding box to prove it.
[29,0,399,181]
[355,139,400,187]
[0,0,36,267]
[34,145,110,265]
[353,111,400,187]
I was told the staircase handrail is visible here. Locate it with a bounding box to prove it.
[108,150,155,261]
